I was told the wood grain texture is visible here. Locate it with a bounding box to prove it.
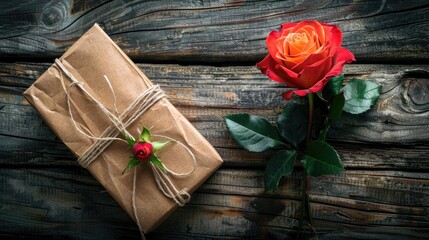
[1,1,428,239]
[0,0,428,63]
[1,63,428,168]
[1,167,428,239]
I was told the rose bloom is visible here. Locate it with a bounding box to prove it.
[257,20,355,100]
[133,142,154,161]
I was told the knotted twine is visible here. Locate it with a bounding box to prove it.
[54,59,196,239]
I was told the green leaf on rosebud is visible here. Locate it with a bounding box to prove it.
[277,103,307,148]
[328,93,345,122]
[152,141,170,153]
[264,150,296,191]
[122,156,140,174]
[301,141,344,177]
[150,155,167,173]
[343,79,381,114]
[224,113,284,152]
[140,127,151,142]
[125,135,136,148]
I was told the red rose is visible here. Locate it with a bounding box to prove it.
[256,20,355,100]
[133,142,153,161]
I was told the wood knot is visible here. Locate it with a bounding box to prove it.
[39,1,67,29]
[403,70,429,112]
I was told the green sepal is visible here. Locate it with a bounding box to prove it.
[301,141,344,177]
[224,113,284,152]
[152,141,171,153]
[140,127,152,142]
[122,156,140,174]
[150,155,167,173]
[317,91,328,102]
[343,79,381,114]
[264,150,296,191]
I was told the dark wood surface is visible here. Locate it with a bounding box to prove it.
[0,0,428,63]
[1,1,428,239]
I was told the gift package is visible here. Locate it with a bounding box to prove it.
[23,24,223,232]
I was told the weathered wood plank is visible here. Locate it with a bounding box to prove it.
[1,168,428,239]
[2,132,429,170]
[1,63,428,169]
[2,63,429,142]
[0,0,428,63]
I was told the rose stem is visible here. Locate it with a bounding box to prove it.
[298,93,314,238]
[305,93,314,226]
[306,93,314,145]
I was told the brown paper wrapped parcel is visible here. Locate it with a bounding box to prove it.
[23,24,223,232]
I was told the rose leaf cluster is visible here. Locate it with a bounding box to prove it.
[225,20,381,191]
[122,126,170,174]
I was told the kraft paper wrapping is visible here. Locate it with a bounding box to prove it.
[23,24,223,232]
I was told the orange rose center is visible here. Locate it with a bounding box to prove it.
[286,33,308,54]
[276,26,324,67]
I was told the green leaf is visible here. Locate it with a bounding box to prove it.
[328,93,345,122]
[150,155,167,173]
[152,141,170,153]
[343,79,381,114]
[327,74,344,96]
[277,103,307,148]
[301,141,344,177]
[140,127,151,142]
[224,114,283,152]
[264,150,296,191]
[125,136,136,148]
[122,157,140,174]
[318,122,330,142]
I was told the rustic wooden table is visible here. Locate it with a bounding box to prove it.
[1,1,428,239]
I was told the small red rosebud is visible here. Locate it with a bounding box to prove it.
[133,142,154,161]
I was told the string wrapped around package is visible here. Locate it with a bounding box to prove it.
[23,24,223,234]
[54,58,198,237]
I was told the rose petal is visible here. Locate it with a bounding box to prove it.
[286,25,330,70]
[302,30,318,53]
[297,56,333,88]
[291,20,316,33]
[327,25,343,56]
[277,64,300,79]
[266,30,284,65]
[267,24,296,65]
[292,21,325,42]
[291,47,329,73]
[303,48,355,95]
[284,47,355,99]
[282,90,295,100]
[324,47,355,78]
[288,34,307,55]
[284,54,308,68]
[256,55,300,88]
[280,23,297,36]
[282,88,310,100]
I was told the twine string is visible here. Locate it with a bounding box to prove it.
[54,58,195,237]
[133,167,146,240]
[152,134,196,177]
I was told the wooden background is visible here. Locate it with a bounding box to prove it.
[1,0,428,239]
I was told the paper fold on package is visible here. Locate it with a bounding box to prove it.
[23,24,223,232]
